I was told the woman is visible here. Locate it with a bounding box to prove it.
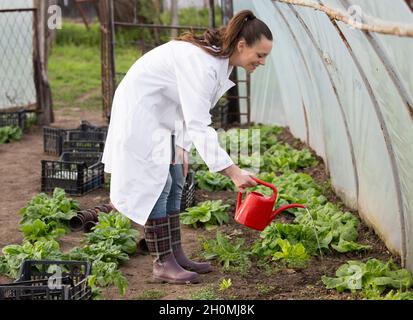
[102,10,273,284]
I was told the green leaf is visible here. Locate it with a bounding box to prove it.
[180,200,230,229]
[331,238,371,253]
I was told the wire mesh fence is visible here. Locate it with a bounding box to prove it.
[0,8,38,111]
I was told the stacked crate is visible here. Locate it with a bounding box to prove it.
[41,121,108,195]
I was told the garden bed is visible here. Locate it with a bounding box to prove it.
[0,106,400,300]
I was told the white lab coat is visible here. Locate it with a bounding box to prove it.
[102,40,236,225]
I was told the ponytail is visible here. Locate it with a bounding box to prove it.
[175,10,272,57]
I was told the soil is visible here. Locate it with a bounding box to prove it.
[0,106,397,300]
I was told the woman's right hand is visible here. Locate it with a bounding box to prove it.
[221,164,257,192]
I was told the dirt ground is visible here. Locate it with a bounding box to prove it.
[0,106,397,300]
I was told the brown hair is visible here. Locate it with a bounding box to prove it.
[175,10,273,57]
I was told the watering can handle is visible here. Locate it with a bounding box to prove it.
[236,177,278,212]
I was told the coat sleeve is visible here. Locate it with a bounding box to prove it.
[173,48,234,173]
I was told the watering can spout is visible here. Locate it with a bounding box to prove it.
[270,204,306,221]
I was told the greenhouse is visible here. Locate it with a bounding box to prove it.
[0,0,412,303]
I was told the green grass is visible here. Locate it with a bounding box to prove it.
[56,22,101,46]
[49,4,218,112]
[135,289,166,300]
[188,286,220,300]
[256,283,276,297]
[48,44,139,109]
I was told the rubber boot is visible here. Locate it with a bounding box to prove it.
[168,211,212,274]
[144,217,200,284]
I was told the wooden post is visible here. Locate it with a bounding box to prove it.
[100,0,116,122]
[33,0,54,125]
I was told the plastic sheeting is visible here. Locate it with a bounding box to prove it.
[234,0,413,270]
[0,0,36,109]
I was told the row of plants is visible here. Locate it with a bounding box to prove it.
[191,125,317,191]
[181,124,413,299]
[0,188,139,298]
[181,195,413,299]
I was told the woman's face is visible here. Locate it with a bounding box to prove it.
[231,36,273,73]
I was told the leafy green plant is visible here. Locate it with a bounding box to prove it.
[85,211,139,255]
[19,188,78,241]
[195,170,235,192]
[271,238,310,269]
[262,144,317,173]
[219,278,232,292]
[20,219,66,242]
[0,126,22,143]
[363,288,413,300]
[220,125,281,155]
[256,171,327,208]
[201,232,251,274]
[252,223,320,258]
[251,170,369,257]
[294,203,371,253]
[65,211,140,296]
[87,260,129,296]
[322,259,413,299]
[68,239,129,265]
[67,239,129,296]
[180,200,230,230]
[0,240,63,278]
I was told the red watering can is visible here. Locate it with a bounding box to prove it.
[235,177,305,231]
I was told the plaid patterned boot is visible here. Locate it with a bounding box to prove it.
[168,211,212,274]
[144,217,200,284]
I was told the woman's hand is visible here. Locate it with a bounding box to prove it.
[221,164,257,192]
[175,146,189,177]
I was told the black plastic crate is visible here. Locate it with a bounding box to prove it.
[0,110,26,129]
[78,120,108,134]
[0,260,92,300]
[66,130,106,142]
[41,152,104,195]
[181,170,196,211]
[43,122,107,156]
[43,126,65,156]
[62,140,105,153]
